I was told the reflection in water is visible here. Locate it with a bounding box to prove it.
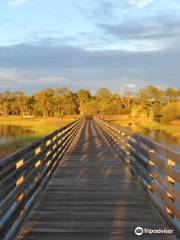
[0,125,34,159]
[0,125,33,141]
[127,123,180,153]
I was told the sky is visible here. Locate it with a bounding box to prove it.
[0,0,180,94]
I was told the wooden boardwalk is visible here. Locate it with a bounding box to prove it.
[16,119,177,240]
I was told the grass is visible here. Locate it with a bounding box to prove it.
[115,118,180,139]
[0,116,77,136]
[0,116,78,159]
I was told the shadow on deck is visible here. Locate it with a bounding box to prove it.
[16,119,177,240]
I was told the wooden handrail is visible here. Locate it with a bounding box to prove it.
[97,115,129,121]
[94,117,180,233]
[0,118,84,240]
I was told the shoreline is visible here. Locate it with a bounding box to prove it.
[0,117,76,159]
[114,118,180,139]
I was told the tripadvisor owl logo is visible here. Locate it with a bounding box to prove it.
[134,226,174,236]
[135,227,143,236]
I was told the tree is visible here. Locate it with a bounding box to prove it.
[130,105,149,118]
[77,89,91,103]
[124,91,132,109]
[54,87,70,115]
[160,101,180,123]
[76,89,91,115]
[34,88,55,117]
[96,88,112,100]
[164,88,176,104]
[0,86,179,121]
[139,85,161,103]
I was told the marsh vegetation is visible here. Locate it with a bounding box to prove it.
[0,117,76,159]
[0,85,179,157]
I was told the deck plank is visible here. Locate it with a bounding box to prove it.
[16,119,177,240]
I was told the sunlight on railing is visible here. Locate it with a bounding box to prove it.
[94,117,180,232]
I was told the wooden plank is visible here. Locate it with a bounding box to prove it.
[0,119,82,240]
[16,119,177,240]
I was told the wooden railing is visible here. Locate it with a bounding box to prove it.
[94,117,180,234]
[0,118,83,240]
[97,115,129,121]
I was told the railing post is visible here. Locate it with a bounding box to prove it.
[0,118,83,240]
[94,117,180,235]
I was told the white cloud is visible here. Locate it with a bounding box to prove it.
[0,68,68,92]
[128,0,154,8]
[8,0,29,6]
[123,83,136,88]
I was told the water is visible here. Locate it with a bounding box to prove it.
[126,124,180,153]
[0,125,35,159]
[0,125,34,141]
[0,123,179,160]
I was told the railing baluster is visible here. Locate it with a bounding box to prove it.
[0,118,84,240]
[94,117,180,234]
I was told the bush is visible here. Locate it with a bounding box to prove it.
[160,101,180,123]
[130,105,149,118]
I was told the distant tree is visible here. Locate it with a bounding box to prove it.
[164,88,176,104]
[0,91,14,116]
[124,91,133,109]
[77,89,91,103]
[0,86,179,121]
[54,87,70,115]
[96,88,112,100]
[139,85,161,103]
[56,87,70,96]
[34,88,55,117]
[130,105,149,118]
[160,101,180,123]
[76,89,91,115]
[176,88,180,98]
[85,99,100,115]
[14,91,26,115]
[62,92,79,115]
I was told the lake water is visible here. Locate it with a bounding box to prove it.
[0,123,179,160]
[126,124,180,153]
[0,125,34,141]
[0,125,34,159]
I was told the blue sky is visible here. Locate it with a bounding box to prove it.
[0,0,180,93]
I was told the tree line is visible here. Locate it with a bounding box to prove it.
[0,86,179,123]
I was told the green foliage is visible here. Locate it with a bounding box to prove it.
[96,88,111,100]
[0,86,179,122]
[130,105,149,118]
[76,89,91,115]
[160,101,180,123]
